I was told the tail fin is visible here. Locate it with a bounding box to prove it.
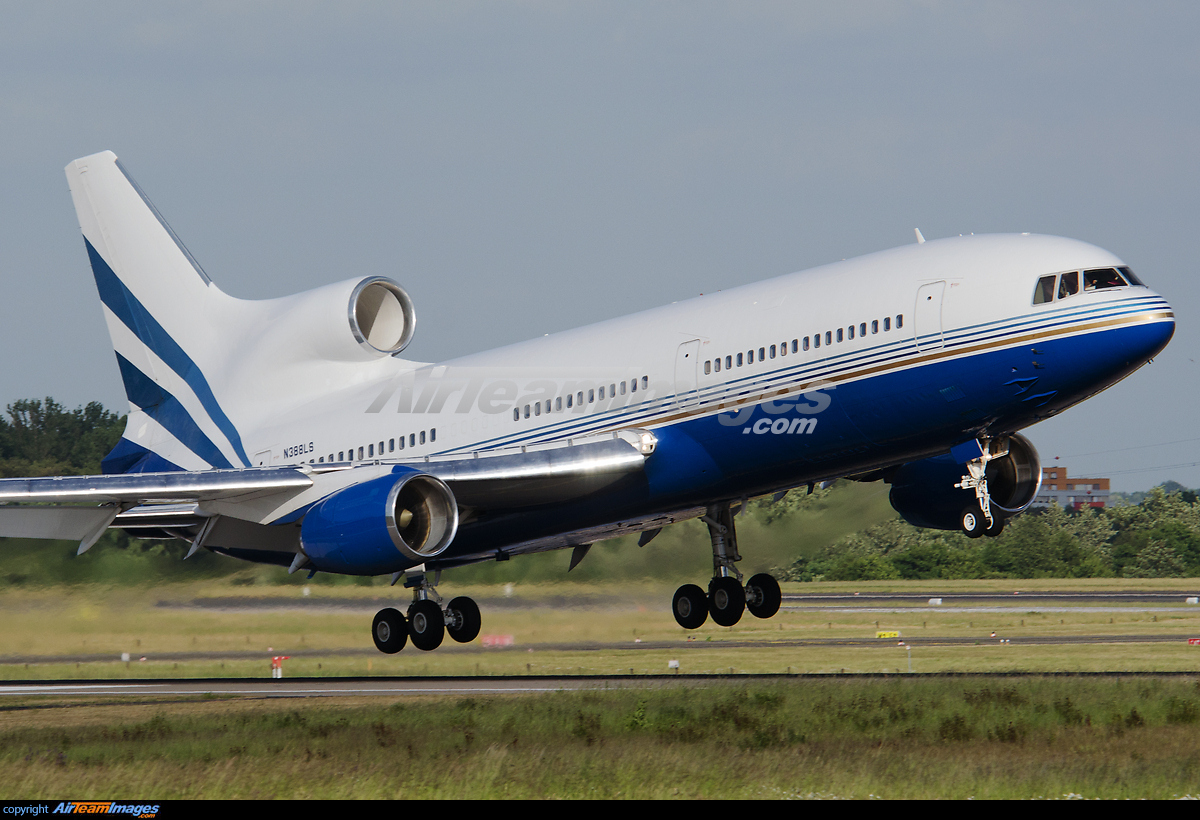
[66,151,251,473]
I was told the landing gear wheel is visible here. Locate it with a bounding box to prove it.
[745,573,782,619]
[372,608,408,654]
[960,505,987,539]
[984,514,1005,537]
[445,596,481,644]
[407,599,445,651]
[708,576,746,627]
[672,584,709,629]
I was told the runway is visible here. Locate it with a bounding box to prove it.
[3,669,1199,700]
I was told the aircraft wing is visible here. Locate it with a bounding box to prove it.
[0,430,656,557]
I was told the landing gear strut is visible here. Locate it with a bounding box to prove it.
[955,438,1009,538]
[671,501,783,630]
[370,570,481,653]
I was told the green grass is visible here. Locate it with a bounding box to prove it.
[3,678,1200,798]
[4,576,1200,679]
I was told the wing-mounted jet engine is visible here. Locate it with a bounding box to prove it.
[299,468,458,575]
[887,433,1042,537]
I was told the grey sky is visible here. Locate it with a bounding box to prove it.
[0,2,1196,490]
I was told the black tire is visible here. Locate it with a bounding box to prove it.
[672,584,709,629]
[372,608,408,654]
[961,505,986,539]
[407,599,445,651]
[446,596,482,644]
[745,573,782,619]
[984,514,1005,537]
[708,576,745,627]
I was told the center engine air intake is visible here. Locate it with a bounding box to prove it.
[299,468,459,575]
[349,277,416,355]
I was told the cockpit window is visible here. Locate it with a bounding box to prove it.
[1117,266,1145,286]
[1033,275,1056,304]
[1083,268,1127,291]
[1057,270,1079,300]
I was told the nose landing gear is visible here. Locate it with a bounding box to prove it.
[671,501,783,630]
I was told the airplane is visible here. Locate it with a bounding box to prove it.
[0,150,1175,653]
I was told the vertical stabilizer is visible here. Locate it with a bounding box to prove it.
[66,152,250,473]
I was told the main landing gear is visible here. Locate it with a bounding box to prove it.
[371,570,482,654]
[955,438,1007,539]
[671,501,783,630]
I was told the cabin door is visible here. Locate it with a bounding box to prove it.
[674,340,701,410]
[914,281,946,351]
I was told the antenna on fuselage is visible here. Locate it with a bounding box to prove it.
[914,228,926,245]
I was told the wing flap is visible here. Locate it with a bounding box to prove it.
[0,467,312,505]
[0,506,122,541]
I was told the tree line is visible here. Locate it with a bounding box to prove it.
[775,487,1200,581]
[0,398,125,477]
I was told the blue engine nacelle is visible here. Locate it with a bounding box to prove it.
[299,467,459,575]
[888,433,1042,530]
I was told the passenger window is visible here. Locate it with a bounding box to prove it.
[430,429,436,442]
[641,376,648,390]
[567,394,573,408]
[724,356,731,370]
[389,439,394,453]
[338,451,344,461]
[1033,275,1056,304]
[399,437,405,450]
[825,331,832,345]
[556,396,563,410]
[378,441,383,454]
[524,404,530,418]
[513,408,519,421]
[791,339,798,353]
[803,337,809,351]
[588,389,595,403]
[1084,268,1127,291]
[620,382,626,395]
[813,335,820,349]
[713,358,721,373]
[705,360,711,375]
[358,447,364,460]
[599,386,605,400]
[848,326,854,340]
[860,322,867,337]
[737,353,744,366]
[534,402,541,416]
[1058,270,1079,299]
[896,315,904,329]
[610,383,616,398]
[871,320,878,334]
[578,391,584,405]
[747,350,754,364]
[836,328,843,343]
[420,431,426,445]
[770,344,776,359]
[884,317,891,331]
[368,444,374,457]
[758,347,765,361]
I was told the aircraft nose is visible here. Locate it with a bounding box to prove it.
[1139,293,1175,360]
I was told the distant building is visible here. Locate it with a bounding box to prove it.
[1031,467,1110,509]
